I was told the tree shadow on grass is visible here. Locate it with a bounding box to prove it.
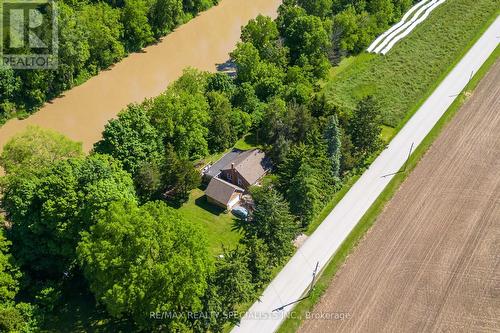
[231,217,247,233]
[194,195,226,216]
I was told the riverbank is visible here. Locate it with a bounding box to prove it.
[0,0,282,153]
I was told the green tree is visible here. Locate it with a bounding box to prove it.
[0,126,83,175]
[94,103,162,175]
[53,3,90,93]
[229,108,252,139]
[347,95,382,157]
[277,0,307,37]
[0,302,38,333]
[269,134,292,165]
[0,65,20,114]
[15,69,50,111]
[121,0,154,51]
[207,72,236,96]
[150,90,210,159]
[135,159,163,201]
[232,82,265,116]
[339,127,358,172]
[282,14,332,77]
[298,0,333,18]
[207,92,236,152]
[253,62,286,101]
[0,232,38,333]
[172,67,209,95]
[332,6,374,54]
[230,42,261,84]
[241,15,280,56]
[209,247,254,330]
[183,0,215,15]
[284,102,314,143]
[161,147,201,202]
[77,200,212,330]
[278,137,337,216]
[0,65,19,101]
[241,13,290,68]
[149,0,183,38]
[368,0,395,29]
[79,3,125,69]
[244,186,298,265]
[260,98,287,144]
[241,236,272,288]
[324,115,342,177]
[287,163,321,227]
[284,71,314,105]
[0,232,20,304]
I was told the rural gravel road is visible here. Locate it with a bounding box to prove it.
[231,16,500,333]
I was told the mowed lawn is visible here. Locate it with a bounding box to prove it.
[325,0,499,127]
[179,188,242,255]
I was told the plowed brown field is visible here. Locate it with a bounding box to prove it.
[298,61,500,333]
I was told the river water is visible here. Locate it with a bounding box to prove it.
[0,0,281,152]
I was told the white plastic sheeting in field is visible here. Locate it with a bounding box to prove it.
[366,0,431,52]
[368,0,446,55]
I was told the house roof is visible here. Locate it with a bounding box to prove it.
[205,149,244,178]
[222,149,269,185]
[205,177,244,206]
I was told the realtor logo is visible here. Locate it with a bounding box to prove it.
[1,0,58,69]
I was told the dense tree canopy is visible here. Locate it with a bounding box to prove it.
[207,247,254,330]
[79,3,126,69]
[122,0,155,51]
[298,0,333,18]
[77,200,212,330]
[3,154,136,278]
[207,92,237,152]
[324,115,342,177]
[0,232,37,333]
[150,89,210,159]
[241,15,281,58]
[0,232,20,305]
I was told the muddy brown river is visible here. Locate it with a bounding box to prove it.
[0,0,281,152]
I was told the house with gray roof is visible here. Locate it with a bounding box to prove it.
[204,149,270,209]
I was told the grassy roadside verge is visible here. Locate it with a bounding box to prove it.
[277,43,500,333]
